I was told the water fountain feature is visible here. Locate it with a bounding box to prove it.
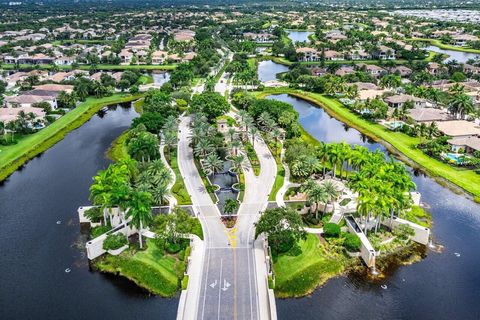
[207,160,239,215]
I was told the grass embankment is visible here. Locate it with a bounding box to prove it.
[137,74,154,85]
[244,141,261,176]
[256,88,480,199]
[0,93,142,182]
[266,141,284,201]
[168,148,192,205]
[95,239,181,297]
[107,130,130,161]
[1,63,177,71]
[273,234,346,298]
[409,38,480,54]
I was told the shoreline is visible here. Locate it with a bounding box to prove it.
[0,93,142,182]
[255,88,480,201]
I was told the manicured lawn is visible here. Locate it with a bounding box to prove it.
[168,148,192,205]
[256,88,480,198]
[409,38,480,54]
[273,234,346,298]
[95,240,179,297]
[244,141,261,176]
[0,93,142,181]
[137,74,154,85]
[107,130,130,161]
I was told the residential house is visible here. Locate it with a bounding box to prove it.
[296,47,319,62]
[372,45,396,60]
[447,136,480,154]
[437,120,480,138]
[384,94,427,109]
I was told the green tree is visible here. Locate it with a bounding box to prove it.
[127,190,153,249]
[255,207,307,254]
[191,92,229,120]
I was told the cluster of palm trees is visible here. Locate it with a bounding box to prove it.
[191,114,225,175]
[301,179,339,220]
[287,140,416,234]
[127,125,160,163]
[228,59,258,90]
[349,157,415,235]
[161,115,179,159]
[89,157,172,248]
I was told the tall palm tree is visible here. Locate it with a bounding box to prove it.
[231,154,245,172]
[322,180,339,215]
[127,190,153,249]
[249,126,259,148]
[194,139,214,158]
[449,94,474,119]
[302,180,328,219]
[203,153,223,174]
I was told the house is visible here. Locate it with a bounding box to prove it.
[335,66,355,76]
[296,47,319,62]
[463,64,480,76]
[119,49,133,64]
[346,50,371,60]
[447,136,480,154]
[436,120,480,138]
[243,32,275,43]
[452,34,479,47]
[151,50,168,64]
[372,45,396,60]
[391,65,412,77]
[324,50,344,61]
[55,56,74,66]
[357,63,385,77]
[408,107,452,123]
[34,84,74,94]
[427,62,445,76]
[0,106,46,124]
[384,94,427,109]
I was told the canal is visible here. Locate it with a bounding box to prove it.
[268,94,480,319]
[258,60,289,82]
[426,45,480,63]
[0,104,179,319]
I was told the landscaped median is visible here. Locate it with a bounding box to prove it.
[255,88,480,200]
[0,93,142,182]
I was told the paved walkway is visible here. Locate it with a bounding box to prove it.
[275,144,300,207]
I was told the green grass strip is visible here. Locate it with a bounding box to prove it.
[0,93,142,182]
[256,88,480,198]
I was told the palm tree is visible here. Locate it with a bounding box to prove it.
[231,154,245,172]
[229,139,242,156]
[449,94,474,119]
[249,126,259,148]
[322,180,339,215]
[203,153,223,174]
[224,199,239,216]
[127,190,153,249]
[227,127,236,142]
[194,139,214,158]
[301,180,328,219]
[427,121,440,139]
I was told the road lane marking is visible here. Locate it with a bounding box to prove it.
[217,258,223,320]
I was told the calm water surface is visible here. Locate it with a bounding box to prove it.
[268,94,480,320]
[426,45,480,63]
[257,60,289,82]
[287,30,313,43]
[0,105,179,320]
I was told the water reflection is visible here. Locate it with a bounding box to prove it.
[426,45,480,63]
[0,104,179,319]
[267,93,480,320]
[258,60,289,82]
[287,30,313,43]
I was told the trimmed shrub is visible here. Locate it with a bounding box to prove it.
[91,225,111,239]
[103,233,128,251]
[343,233,361,252]
[323,223,341,238]
[85,207,103,223]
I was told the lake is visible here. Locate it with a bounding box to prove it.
[267,94,480,320]
[0,104,179,320]
[426,45,480,63]
[257,60,289,82]
[287,30,313,43]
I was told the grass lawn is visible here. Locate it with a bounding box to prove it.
[267,141,284,201]
[106,130,130,161]
[0,93,142,182]
[95,239,180,297]
[137,74,154,85]
[256,88,480,199]
[244,141,261,176]
[409,38,480,54]
[273,234,346,298]
[168,148,192,205]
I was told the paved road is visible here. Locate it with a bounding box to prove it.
[177,112,276,319]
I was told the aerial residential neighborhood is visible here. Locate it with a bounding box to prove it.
[0,1,479,320]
